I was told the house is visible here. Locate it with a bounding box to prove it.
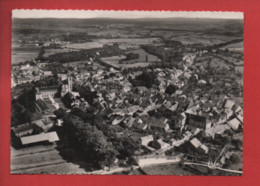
[32,117,53,132]
[133,153,183,167]
[112,116,125,125]
[123,85,131,93]
[141,135,154,146]
[189,138,202,149]
[175,90,183,95]
[188,137,209,154]
[135,86,148,94]
[133,118,148,130]
[20,131,59,146]
[227,118,241,131]
[149,117,170,131]
[202,124,231,138]
[225,109,234,119]
[223,99,235,109]
[57,73,68,81]
[185,113,211,129]
[233,105,242,113]
[198,144,209,154]
[12,123,34,137]
[236,114,243,124]
[135,122,148,130]
[198,80,207,85]
[157,139,170,149]
[42,71,53,77]
[124,117,136,128]
[174,80,184,88]
[20,63,31,70]
[127,105,142,115]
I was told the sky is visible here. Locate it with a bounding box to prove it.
[12,10,243,19]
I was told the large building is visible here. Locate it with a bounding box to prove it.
[61,76,73,97]
[185,113,212,129]
[36,86,59,100]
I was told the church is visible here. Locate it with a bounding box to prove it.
[36,76,73,100]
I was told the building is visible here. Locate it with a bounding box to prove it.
[61,76,73,97]
[149,117,170,131]
[227,118,241,131]
[157,139,171,149]
[12,123,34,137]
[185,113,212,129]
[20,131,59,146]
[42,71,53,77]
[11,75,16,88]
[187,137,209,154]
[58,73,68,81]
[141,135,154,146]
[36,86,59,100]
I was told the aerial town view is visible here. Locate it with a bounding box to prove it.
[11,10,244,175]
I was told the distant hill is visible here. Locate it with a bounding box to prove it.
[12,17,243,26]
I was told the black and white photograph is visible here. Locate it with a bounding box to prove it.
[11,10,244,175]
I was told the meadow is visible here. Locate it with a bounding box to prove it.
[67,37,161,50]
[12,47,40,64]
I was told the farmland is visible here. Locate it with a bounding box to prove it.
[11,143,89,174]
[125,49,161,62]
[166,33,241,46]
[220,41,244,52]
[12,47,40,65]
[140,164,195,175]
[43,48,79,57]
[67,37,161,50]
[101,48,161,68]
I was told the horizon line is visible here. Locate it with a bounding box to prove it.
[12,10,243,20]
[13,16,243,20]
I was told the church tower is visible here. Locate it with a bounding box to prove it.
[68,76,73,92]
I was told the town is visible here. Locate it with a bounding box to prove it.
[11,16,243,175]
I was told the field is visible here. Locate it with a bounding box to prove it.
[12,47,40,64]
[221,41,244,52]
[43,48,79,57]
[125,49,161,62]
[101,48,161,68]
[151,30,242,46]
[170,34,237,46]
[11,143,89,174]
[67,37,161,50]
[140,163,195,175]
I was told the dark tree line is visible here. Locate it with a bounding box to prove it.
[62,115,118,169]
[130,71,156,89]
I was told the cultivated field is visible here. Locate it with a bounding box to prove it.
[125,49,161,62]
[221,41,244,52]
[11,143,88,174]
[67,37,161,50]
[140,163,194,175]
[101,48,161,68]
[43,48,79,57]
[12,47,40,64]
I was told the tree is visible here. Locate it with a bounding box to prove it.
[36,46,45,61]
[135,71,155,88]
[62,115,118,168]
[54,108,67,119]
[119,136,141,158]
[165,84,178,94]
[230,153,241,164]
